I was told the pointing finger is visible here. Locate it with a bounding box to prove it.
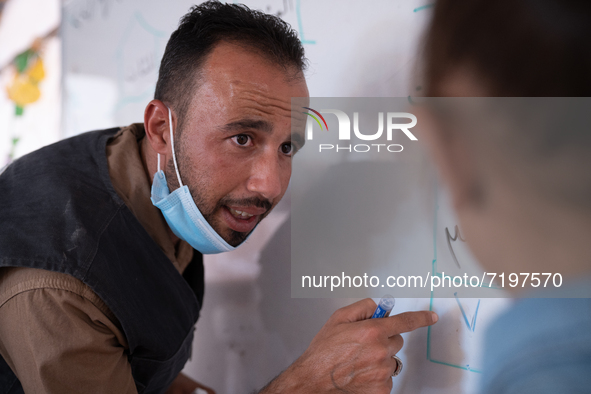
[378,310,438,336]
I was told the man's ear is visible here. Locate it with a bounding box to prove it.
[416,106,482,212]
[144,99,175,156]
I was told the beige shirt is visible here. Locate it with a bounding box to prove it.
[0,124,193,393]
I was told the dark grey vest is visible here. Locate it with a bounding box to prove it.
[0,128,204,393]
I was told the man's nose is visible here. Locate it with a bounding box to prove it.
[246,151,285,202]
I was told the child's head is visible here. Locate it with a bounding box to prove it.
[420,0,591,285]
[423,0,591,97]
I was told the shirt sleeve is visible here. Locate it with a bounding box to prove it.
[0,268,138,394]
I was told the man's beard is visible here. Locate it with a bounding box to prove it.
[165,142,272,247]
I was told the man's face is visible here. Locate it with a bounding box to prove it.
[168,42,309,246]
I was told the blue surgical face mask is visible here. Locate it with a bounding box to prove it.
[150,107,236,254]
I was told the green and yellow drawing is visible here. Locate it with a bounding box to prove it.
[6,40,45,116]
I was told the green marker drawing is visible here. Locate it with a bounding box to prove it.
[413,4,434,12]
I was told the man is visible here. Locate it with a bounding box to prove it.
[419,0,591,392]
[0,2,436,393]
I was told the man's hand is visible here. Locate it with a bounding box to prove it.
[260,298,438,394]
[165,372,216,394]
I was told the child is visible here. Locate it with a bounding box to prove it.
[420,1,591,392]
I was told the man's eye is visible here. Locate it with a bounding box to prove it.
[281,143,294,156]
[233,134,251,146]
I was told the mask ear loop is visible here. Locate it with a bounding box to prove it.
[167,106,184,187]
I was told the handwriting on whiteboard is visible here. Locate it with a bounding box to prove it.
[445,225,465,268]
[65,0,125,29]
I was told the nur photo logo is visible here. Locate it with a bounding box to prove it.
[303,107,418,153]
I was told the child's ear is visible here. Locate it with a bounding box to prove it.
[415,105,484,213]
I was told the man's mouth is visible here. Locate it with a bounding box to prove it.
[229,208,255,218]
[221,205,267,233]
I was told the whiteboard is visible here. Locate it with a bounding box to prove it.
[62,0,432,132]
[62,1,510,393]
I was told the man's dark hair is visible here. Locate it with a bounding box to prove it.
[154,0,307,127]
[423,0,591,96]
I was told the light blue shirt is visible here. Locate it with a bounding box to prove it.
[480,281,591,394]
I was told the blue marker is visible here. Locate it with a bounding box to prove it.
[371,295,396,318]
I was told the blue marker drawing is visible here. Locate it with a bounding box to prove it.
[454,293,481,332]
[427,183,484,373]
[114,12,166,111]
[296,0,316,44]
[413,4,434,12]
